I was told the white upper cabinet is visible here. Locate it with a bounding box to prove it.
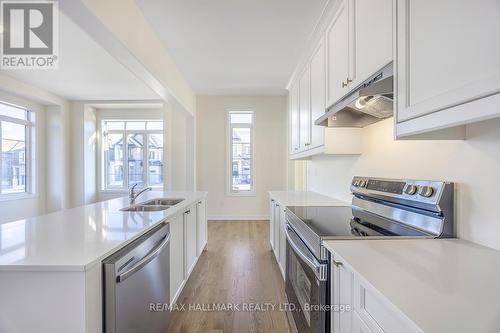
[310,37,326,149]
[326,1,350,107]
[289,83,300,154]
[299,65,311,151]
[350,0,393,87]
[396,0,500,135]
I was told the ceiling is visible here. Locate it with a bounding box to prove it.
[2,13,160,101]
[138,0,328,96]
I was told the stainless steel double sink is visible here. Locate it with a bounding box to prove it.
[120,198,184,212]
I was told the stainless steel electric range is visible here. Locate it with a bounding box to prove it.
[284,177,455,333]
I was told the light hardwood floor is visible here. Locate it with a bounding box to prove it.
[167,220,291,333]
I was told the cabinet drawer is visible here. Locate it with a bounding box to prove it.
[353,276,414,333]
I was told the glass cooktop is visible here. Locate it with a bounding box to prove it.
[286,206,355,238]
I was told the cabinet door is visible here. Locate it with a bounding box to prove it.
[196,199,207,255]
[310,38,326,149]
[273,203,281,262]
[397,0,500,122]
[278,206,286,279]
[326,0,350,107]
[331,255,352,333]
[352,312,374,333]
[299,65,311,151]
[289,83,300,154]
[169,214,184,304]
[184,207,197,277]
[350,0,392,87]
[269,199,275,250]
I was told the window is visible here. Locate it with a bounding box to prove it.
[0,102,34,196]
[102,120,164,190]
[228,111,254,194]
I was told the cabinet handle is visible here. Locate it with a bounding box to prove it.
[185,209,191,215]
[305,142,311,146]
[342,78,353,88]
[332,259,343,267]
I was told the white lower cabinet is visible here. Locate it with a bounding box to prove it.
[269,199,275,249]
[329,248,419,333]
[196,199,207,254]
[170,198,208,305]
[269,197,287,280]
[184,205,197,277]
[278,205,287,278]
[273,202,281,263]
[331,254,353,333]
[169,213,185,305]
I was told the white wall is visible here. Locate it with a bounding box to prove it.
[306,117,500,251]
[70,102,98,207]
[197,96,287,220]
[45,106,64,213]
[83,106,97,204]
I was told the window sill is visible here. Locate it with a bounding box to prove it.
[0,193,38,202]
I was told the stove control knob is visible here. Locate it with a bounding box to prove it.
[353,180,359,187]
[418,186,434,198]
[358,180,366,188]
[404,184,418,195]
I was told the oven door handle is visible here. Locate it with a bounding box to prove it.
[285,224,327,281]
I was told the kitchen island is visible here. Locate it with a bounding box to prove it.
[0,191,207,333]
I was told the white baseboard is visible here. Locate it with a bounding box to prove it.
[207,216,269,221]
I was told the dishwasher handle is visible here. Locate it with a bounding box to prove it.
[117,232,171,283]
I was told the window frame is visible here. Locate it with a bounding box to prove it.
[101,120,164,192]
[227,110,255,196]
[0,101,34,199]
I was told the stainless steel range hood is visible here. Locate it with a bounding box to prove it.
[315,62,393,127]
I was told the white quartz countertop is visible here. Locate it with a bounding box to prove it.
[0,191,207,272]
[268,191,349,207]
[323,239,500,333]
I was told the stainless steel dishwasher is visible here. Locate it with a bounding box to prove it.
[103,222,170,333]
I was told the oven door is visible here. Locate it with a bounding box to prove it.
[285,223,328,333]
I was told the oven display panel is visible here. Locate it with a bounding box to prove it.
[366,180,406,194]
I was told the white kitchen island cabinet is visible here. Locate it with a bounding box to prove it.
[184,205,198,277]
[0,191,208,333]
[196,199,207,254]
[395,0,500,137]
[169,212,185,305]
[171,199,208,305]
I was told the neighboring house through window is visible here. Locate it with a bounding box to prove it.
[228,111,254,195]
[0,101,34,196]
[102,120,164,191]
